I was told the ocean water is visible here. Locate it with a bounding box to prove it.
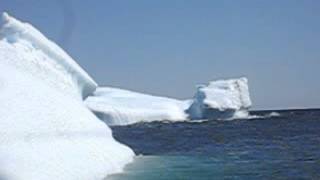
[108,109,320,180]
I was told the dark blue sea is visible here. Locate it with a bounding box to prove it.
[108,109,320,180]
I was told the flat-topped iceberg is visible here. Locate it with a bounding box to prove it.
[0,13,133,180]
[187,77,252,120]
[86,78,252,125]
[85,87,190,125]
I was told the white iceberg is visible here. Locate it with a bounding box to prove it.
[85,87,190,125]
[187,77,252,120]
[85,78,252,125]
[0,13,134,180]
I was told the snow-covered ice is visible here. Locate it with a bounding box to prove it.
[85,87,190,125]
[0,12,96,99]
[0,13,134,180]
[187,77,252,120]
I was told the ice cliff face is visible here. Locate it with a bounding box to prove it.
[0,13,134,180]
[187,77,252,120]
[85,87,190,125]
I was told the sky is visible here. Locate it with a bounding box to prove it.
[1,0,320,110]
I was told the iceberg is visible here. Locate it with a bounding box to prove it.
[0,13,134,180]
[187,77,252,120]
[85,87,190,125]
[85,78,252,126]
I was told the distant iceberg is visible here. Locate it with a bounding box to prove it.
[0,13,133,180]
[85,87,190,125]
[86,78,252,125]
[187,77,252,120]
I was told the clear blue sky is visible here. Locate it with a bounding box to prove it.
[1,0,320,110]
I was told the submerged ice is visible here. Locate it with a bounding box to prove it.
[0,13,133,180]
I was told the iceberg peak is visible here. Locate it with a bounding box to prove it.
[0,12,11,30]
[1,12,9,23]
[0,12,97,98]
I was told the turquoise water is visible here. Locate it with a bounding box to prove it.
[108,109,320,179]
[109,155,319,180]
